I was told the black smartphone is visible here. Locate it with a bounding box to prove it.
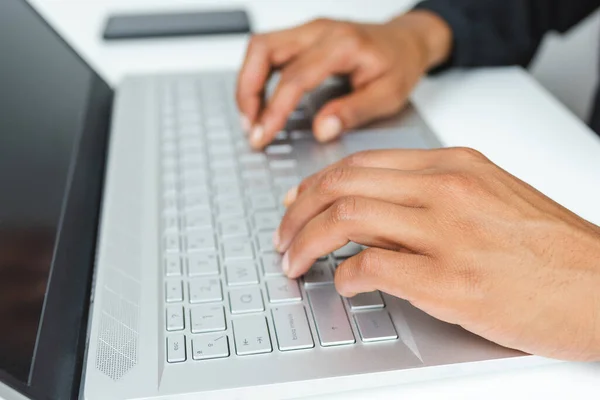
[102,9,251,40]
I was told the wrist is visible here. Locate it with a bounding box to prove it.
[386,10,453,70]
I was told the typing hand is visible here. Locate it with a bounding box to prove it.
[274,148,600,361]
[236,12,452,149]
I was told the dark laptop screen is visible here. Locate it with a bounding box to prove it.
[0,1,112,397]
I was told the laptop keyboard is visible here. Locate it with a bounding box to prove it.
[159,76,398,363]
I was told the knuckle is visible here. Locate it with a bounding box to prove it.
[437,171,478,195]
[279,70,308,92]
[248,34,266,51]
[329,196,359,225]
[311,17,334,28]
[344,150,373,167]
[449,147,487,162]
[334,22,360,38]
[317,167,351,196]
[355,248,383,277]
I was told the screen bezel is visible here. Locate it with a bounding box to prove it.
[0,1,113,399]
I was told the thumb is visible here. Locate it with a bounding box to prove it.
[312,75,408,142]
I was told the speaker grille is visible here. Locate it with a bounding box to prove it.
[95,267,141,380]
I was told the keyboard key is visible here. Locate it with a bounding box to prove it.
[192,334,230,360]
[266,144,293,155]
[348,291,385,310]
[266,278,301,303]
[219,219,250,238]
[215,199,245,217]
[187,252,219,276]
[190,305,226,333]
[164,254,182,276]
[332,242,363,259]
[261,253,285,276]
[253,211,281,231]
[165,280,183,303]
[243,177,272,194]
[269,159,297,170]
[242,169,270,180]
[248,194,277,211]
[189,278,222,303]
[229,286,264,314]
[163,214,180,234]
[226,262,259,286]
[183,209,213,230]
[354,310,398,342]
[166,306,185,331]
[239,153,267,166]
[214,182,242,199]
[167,335,186,363]
[256,231,277,253]
[303,260,334,286]
[164,234,180,253]
[181,192,211,210]
[185,229,216,252]
[272,305,314,351]
[307,285,355,346]
[233,316,272,355]
[222,240,254,261]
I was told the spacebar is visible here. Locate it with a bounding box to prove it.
[307,285,355,346]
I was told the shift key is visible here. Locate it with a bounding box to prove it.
[272,305,314,351]
[307,286,355,346]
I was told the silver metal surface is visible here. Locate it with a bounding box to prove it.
[190,305,226,333]
[266,277,302,303]
[82,71,529,400]
[349,291,385,310]
[225,262,259,286]
[354,310,398,342]
[192,334,230,360]
[233,316,273,355]
[307,285,355,346]
[303,260,335,286]
[167,335,187,363]
[271,304,314,351]
[229,286,265,314]
[166,306,185,331]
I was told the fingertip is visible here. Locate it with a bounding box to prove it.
[240,115,251,133]
[314,115,343,142]
[283,186,299,207]
[249,125,265,149]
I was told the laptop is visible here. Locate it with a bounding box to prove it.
[0,1,545,399]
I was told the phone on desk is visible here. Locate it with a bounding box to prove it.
[103,9,251,40]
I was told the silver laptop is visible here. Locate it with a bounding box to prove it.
[0,2,539,400]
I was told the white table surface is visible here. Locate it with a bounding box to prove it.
[28,0,600,398]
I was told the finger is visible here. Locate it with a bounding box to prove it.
[277,166,432,252]
[236,20,331,130]
[282,196,432,279]
[334,247,436,301]
[250,35,360,149]
[311,73,408,142]
[283,148,449,206]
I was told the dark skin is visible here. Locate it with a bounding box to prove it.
[236,13,600,360]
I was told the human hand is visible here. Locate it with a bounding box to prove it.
[236,11,452,148]
[274,148,600,361]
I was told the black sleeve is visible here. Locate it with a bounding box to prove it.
[413,0,600,71]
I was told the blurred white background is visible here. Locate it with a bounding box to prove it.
[32,0,600,124]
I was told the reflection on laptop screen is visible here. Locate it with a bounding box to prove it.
[0,0,95,385]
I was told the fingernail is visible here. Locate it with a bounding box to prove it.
[250,125,264,147]
[283,186,299,207]
[315,115,342,142]
[240,115,251,132]
[281,251,290,275]
[273,228,281,252]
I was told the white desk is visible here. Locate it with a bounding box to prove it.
[31,0,600,398]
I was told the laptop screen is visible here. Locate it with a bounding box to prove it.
[0,1,112,398]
